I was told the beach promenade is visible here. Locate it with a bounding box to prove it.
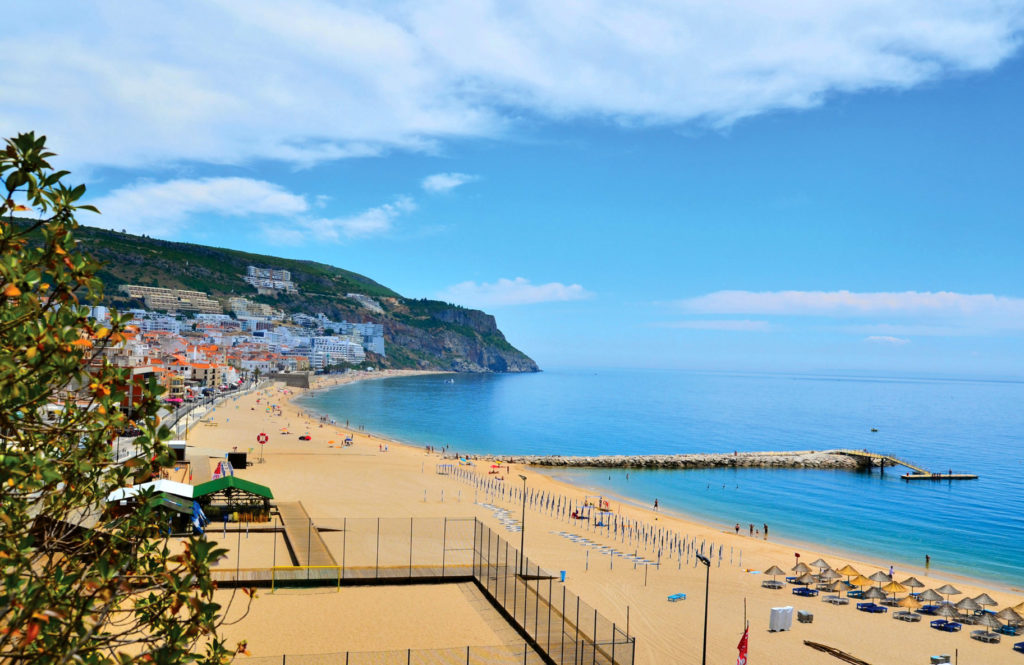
[189,374,1024,665]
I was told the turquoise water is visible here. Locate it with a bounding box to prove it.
[297,369,1024,586]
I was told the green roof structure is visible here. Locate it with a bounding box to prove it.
[192,476,273,500]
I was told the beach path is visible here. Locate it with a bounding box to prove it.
[277,500,337,567]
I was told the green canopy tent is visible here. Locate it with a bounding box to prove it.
[193,476,273,523]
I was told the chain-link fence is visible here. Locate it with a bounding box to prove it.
[214,516,634,665]
[244,643,546,665]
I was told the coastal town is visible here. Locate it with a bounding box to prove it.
[88,265,387,403]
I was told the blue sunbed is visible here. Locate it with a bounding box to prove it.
[998,624,1020,636]
[1014,641,1024,653]
[667,593,686,602]
[856,602,887,614]
[918,604,940,615]
[793,586,818,597]
[930,619,962,632]
[847,589,865,599]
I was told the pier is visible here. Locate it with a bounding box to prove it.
[470,449,978,480]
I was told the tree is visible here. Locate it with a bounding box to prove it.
[0,133,248,664]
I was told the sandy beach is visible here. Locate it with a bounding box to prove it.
[184,373,1023,664]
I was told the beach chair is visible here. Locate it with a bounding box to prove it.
[930,619,962,632]
[761,580,785,589]
[792,586,818,597]
[998,624,1020,636]
[823,595,849,606]
[969,630,1000,644]
[847,589,865,599]
[893,610,921,622]
[856,602,887,614]
[1014,641,1024,653]
[919,604,940,615]
[667,593,686,602]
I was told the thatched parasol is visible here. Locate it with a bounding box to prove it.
[898,596,922,609]
[809,557,831,572]
[792,562,812,574]
[900,576,924,590]
[973,593,998,607]
[918,589,944,603]
[934,604,960,620]
[956,597,981,612]
[820,569,842,582]
[863,587,886,601]
[763,565,786,582]
[868,570,891,585]
[881,580,907,603]
[996,607,1023,626]
[935,584,961,603]
[795,573,817,586]
[975,613,1002,634]
[836,564,860,576]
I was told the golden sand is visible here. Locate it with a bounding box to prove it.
[186,373,1023,664]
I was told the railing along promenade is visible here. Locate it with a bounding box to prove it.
[212,516,634,665]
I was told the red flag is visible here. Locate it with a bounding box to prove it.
[737,624,749,665]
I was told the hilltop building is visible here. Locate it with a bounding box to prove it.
[229,296,284,320]
[243,266,297,294]
[119,285,222,314]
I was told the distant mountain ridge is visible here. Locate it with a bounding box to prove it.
[71,224,540,373]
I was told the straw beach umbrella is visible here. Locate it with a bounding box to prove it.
[900,576,925,592]
[868,571,891,586]
[898,596,922,610]
[975,613,1002,634]
[1015,601,1024,615]
[935,584,961,604]
[973,593,998,609]
[794,573,817,587]
[934,604,961,621]
[996,607,1023,627]
[792,562,812,574]
[881,580,907,604]
[863,587,886,601]
[809,558,831,576]
[763,565,786,583]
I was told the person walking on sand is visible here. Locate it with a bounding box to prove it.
[763,523,768,539]
[749,524,753,536]
[735,523,740,535]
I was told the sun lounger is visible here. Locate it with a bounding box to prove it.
[761,580,785,589]
[822,596,849,606]
[918,604,940,615]
[930,619,962,632]
[847,589,865,599]
[969,630,1000,644]
[667,593,686,602]
[1014,641,1024,653]
[793,586,818,597]
[893,610,921,622]
[998,624,1020,636]
[785,576,799,584]
[856,602,887,614]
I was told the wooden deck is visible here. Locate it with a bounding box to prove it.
[276,500,337,567]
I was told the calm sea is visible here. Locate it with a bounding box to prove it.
[296,369,1024,586]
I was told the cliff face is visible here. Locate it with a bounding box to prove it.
[61,224,540,373]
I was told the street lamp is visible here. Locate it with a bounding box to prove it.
[696,553,711,665]
[518,474,527,576]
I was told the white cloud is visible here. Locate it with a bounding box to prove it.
[865,335,910,345]
[672,289,1024,336]
[266,197,416,244]
[659,320,773,332]
[2,1,1022,168]
[89,177,309,236]
[438,277,593,307]
[422,172,478,194]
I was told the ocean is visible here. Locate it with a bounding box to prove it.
[296,368,1024,586]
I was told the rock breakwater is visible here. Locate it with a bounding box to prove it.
[467,449,864,470]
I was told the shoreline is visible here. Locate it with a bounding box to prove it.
[292,373,1021,594]
[190,375,1024,664]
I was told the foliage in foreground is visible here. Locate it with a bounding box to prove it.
[0,132,248,664]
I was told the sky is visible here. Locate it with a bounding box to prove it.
[4,1,1024,376]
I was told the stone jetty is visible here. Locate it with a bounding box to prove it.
[466,449,865,470]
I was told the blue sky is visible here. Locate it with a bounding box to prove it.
[5,1,1024,375]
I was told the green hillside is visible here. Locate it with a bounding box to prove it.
[25,221,539,373]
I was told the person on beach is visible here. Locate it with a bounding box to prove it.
[763,523,768,539]
[735,523,740,535]
[653,499,658,511]
[925,554,930,569]
[749,524,753,536]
